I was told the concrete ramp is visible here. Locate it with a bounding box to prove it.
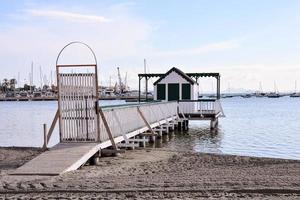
[12,143,100,175]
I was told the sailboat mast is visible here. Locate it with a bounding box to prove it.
[30,62,33,93]
[39,66,43,89]
[17,72,20,89]
[259,81,263,93]
[274,81,279,94]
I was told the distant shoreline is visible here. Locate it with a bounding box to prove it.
[0,96,153,102]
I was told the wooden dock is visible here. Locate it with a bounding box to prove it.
[12,100,223,176]
[12,143,101,175]
[12,106,179,175]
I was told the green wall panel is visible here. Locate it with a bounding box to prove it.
[157,84,166,100]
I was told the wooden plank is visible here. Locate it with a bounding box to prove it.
[127,138,149,142]
[117,143,139,148]
[47,109,59,145]
[98,107,118,150]
[137,107,156,136]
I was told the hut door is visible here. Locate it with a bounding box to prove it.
[168,83,179,101]
[58,73,98,142]
[182,84,191,100]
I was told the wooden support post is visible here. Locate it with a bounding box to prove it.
[186,120,189,130]
[139,135,146,148]
[137,107,156,136]
[47,109,59,144]
[95,101,101,142]
[183,119,189,131]
[42,124,47,151]
[162,124,170,134]
[210,118,219,130]
[178,121,182,131]
[98,107,118,150]
[153,127,163,138]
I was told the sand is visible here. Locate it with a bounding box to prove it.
[0,147,300,199]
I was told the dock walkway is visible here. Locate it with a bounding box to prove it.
[13,143,100,175]
[12,100,223,175]
[12,102,180,175]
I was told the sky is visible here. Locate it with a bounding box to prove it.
[1,0,300,92]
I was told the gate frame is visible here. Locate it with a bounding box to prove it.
[55,41,101,142]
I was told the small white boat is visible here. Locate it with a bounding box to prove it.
[267,92,281,98]
[290,93,300,98]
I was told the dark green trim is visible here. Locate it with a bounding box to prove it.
[153,67,196,85]
[186,73,220,78]
[138,73,164,78]
[182,83,191,100]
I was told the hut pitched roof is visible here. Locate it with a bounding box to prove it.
[153,67,197,85]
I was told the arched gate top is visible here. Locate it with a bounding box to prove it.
[56,41,98,67]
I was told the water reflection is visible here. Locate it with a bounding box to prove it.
[151,124,223,154]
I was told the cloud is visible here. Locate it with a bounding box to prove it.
[155,39,240,57]
[0,4,152,89]
[24,9,111,23]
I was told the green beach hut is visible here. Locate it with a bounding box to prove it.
[153,67,198,101]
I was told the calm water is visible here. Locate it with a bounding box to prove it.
[0,97,300,160]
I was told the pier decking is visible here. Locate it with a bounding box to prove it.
[13,143,100,175]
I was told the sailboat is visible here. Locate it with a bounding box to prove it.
[290,81,300,97]
[222,82,234,98]
[208,81,216,98]
[267,81,281,98]
[255,82,266,97]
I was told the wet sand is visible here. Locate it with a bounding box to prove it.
[0,147,300,199]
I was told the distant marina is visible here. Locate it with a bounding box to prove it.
[1,87,300,101]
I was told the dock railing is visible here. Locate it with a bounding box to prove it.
[99,101,178,142]
[43,100,224,149]
[178,99,225,116]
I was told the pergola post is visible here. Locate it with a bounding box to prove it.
[217,76,221,99]
[145,77,148,101]
[138,76,141,102]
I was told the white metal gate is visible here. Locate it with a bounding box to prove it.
[56,42,100,143]
[58,73,98,142]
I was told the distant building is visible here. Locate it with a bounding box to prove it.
[153,67,198,101]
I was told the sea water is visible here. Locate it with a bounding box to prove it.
[0,97,300,160]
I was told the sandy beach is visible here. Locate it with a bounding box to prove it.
[0,147,300,199]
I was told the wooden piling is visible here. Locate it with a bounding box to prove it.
[210,118,218,130]
[42,124,47,151]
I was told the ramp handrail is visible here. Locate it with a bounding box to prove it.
[98,101,178,142]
